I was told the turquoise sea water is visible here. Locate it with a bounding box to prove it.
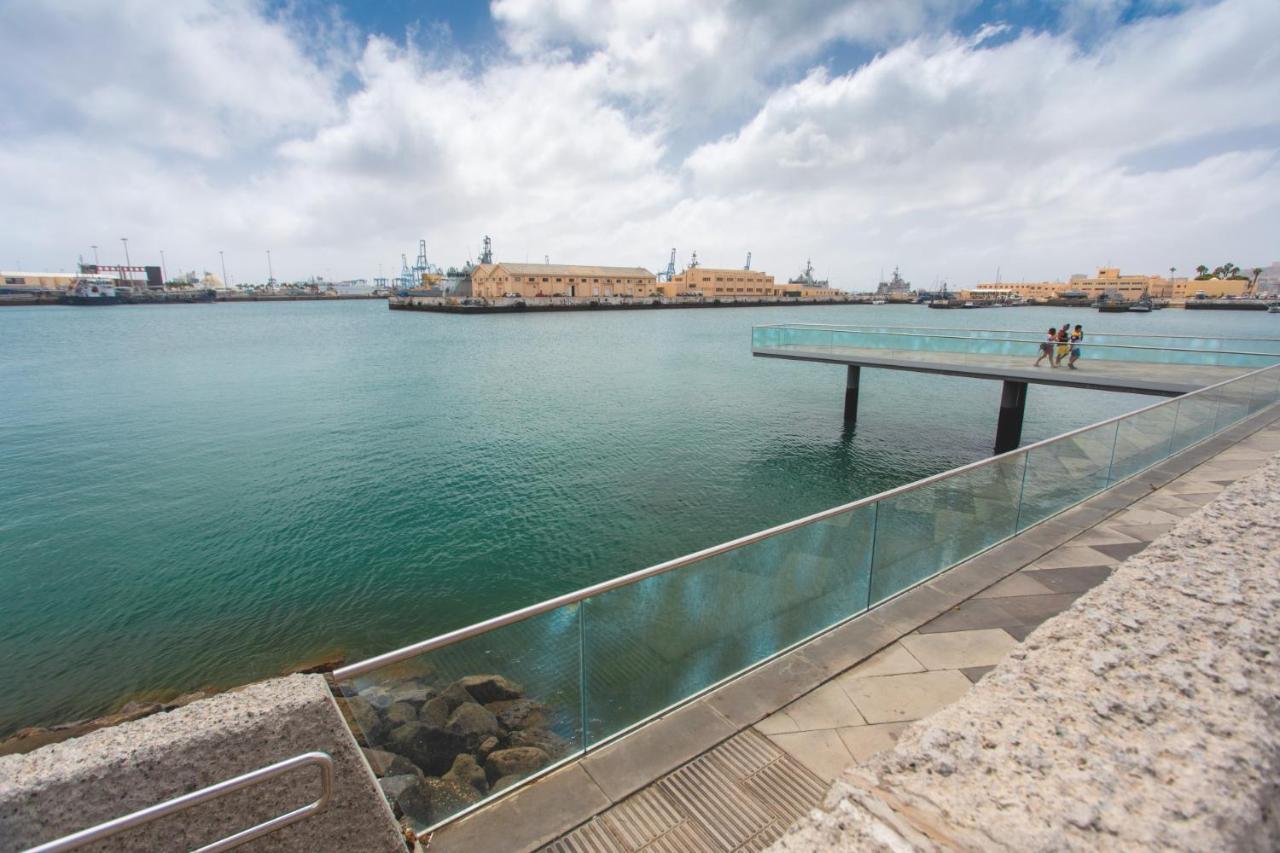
[1,301,1274,734]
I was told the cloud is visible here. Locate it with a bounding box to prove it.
[0,0,1276,284]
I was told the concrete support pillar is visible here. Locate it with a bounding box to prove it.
[844,365,861,425]
[995,380,1027,454]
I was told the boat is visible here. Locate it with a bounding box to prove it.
[789,259,830,288]
[871,298,887,305]
[1128,302,1153,313]
[60,276,120,305]
[1268,304,1280,314]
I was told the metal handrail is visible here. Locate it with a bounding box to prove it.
[753,321,1280,343]
[752,324,1280,357]
[24,752,335,853]
[333,361,1279,680]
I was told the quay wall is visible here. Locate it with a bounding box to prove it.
[0,674,403,852]
[773,452,1280,851]
[389,296,863,314]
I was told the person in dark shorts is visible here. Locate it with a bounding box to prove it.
[1068,324,1084,369]
[1055,324,1070,366]
[1035,327,1056,367]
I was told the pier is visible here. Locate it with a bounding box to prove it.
[752,324,1280,453]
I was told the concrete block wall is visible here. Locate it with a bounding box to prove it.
[772,453,1280,851]
[0,674,403,852]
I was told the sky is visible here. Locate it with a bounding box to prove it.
[1,0,1277,287]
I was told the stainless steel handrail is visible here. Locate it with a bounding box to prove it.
[754,321,1280,343]
[333,362,1279,680]
[752,325,1280,357]
[24,751,335,853]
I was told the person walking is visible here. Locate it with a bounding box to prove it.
[1068,324,1084,369]
[1055,324,1071,366]
[1035,327,1056,367]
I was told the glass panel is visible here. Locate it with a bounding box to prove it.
[1169,390,1219,453]
[1213,375,1253,430]
[583,505,875,745]
[337,605,582,832]
[1109,402,1177,482]
[869,453,1026,605]
[1017,421,1118,531]
[1256,366,1280,410]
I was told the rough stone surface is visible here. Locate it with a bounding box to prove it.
[442,752,488,795]
[455,674,525,704]
[445,702,500,748]
[0,674,403,852]
[771,454,1280,852]
[386,722,466,777]
[485,747,550,783]
[485,698,550,731]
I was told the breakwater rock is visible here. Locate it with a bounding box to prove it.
[344,674,570,828]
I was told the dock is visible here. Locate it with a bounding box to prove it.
[752,324,1280,452]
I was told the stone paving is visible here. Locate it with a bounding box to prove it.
[429,409,1280,853]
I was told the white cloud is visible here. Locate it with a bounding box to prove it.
[0,0,1276,285]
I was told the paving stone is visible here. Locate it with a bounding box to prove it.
[834,643,924,680]
[779,682,865,731]
[1003,624,1037,642]
[841,670,973,724]
[837,723,909,763]
[1090,541,1151,561]
[868,586,958,639]
[1105,523,1175,543]
[961,666,996,683]
[580,701,736,803]
[916,598,1024,634]
[1066,525,1141,546]
[1110,507,1184,525]
[765,729,853,782]
[1169,490,1219,507]
[705,650,826,728]
[975,573,1055,599]
[797,613,902,679]
[753,712,798,736]
[900,629,1019,670]
[1162,479,1226,496]
[1026,545,1119,570]
[987,593,1080,629]
[1022,565,1112,595]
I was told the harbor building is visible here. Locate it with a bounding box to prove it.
[657,266,834,300]
[966,267,1253,302]
[470,263,658,299]
[1,271,78,291]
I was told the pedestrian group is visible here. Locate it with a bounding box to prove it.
[1034,323,1083,369]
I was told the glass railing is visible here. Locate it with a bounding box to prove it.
[760,323,1280,355]
[751,325,1280,369]
[332,362,1280,833]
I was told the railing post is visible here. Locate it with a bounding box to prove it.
[843,365,861,425]
[994,380,1027,454]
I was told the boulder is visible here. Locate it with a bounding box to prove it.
[363,747,422,778]
[491,774,523,794]
[485,698,550,731]
[397,776,483,828]
[344,696,387,744]
[386,683,436,709]
[419,696,450,727]
[485,747,550,784]
[507,727,570,759]
[384,701,418,728]
[378,773,421,812]
[439,682,475,713]
[386,722,467,776]
[446,702,500,748]
[477,736,500,762]
[442,753,488,796]
[358,685,397,710]
[456,674,525,704]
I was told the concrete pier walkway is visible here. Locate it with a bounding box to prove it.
[426,404,1280,852]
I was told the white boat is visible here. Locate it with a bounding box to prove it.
[1268,304,1280,314]
[871,298,887,305]
[61,276,120,305]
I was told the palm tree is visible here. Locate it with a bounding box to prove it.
[1196,264,1209,278]
[1251,267,1264,294]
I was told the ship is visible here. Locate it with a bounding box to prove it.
[60,276,120,305]
[789,259,829,288]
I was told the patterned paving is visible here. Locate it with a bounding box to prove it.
[539,419,1280,852]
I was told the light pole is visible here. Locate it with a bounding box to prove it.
[160,249,167,285]
[120,237,131,287]
[90,244,99,267]
[220,250,229,290]
[266,249,274,287]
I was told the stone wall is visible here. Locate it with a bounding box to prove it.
[0,674,403,852]
[772,455,1280,851]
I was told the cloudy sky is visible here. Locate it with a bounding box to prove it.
[1,0,1277,287]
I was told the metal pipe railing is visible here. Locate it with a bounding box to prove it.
[333,361,1280,681]
[24,751,335,853]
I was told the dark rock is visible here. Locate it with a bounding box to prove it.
[485,746,550,783]
[420,696,450,727]
[398,776,483,828]
[384,701,418,727]
[378,773,421,810]
[386,722,467,776]
[456,674,525,704]
[363,747,422,778]
[442,753,488,795]
[507,727,570,759]
[116,701,162,721]
[485,699,550,731]
[358,685,397,710]
[439,682,475,713]
[386,683,436,708]
[477,736,500,762]
[446,702,500,749]
[345,696,387,744]
[491,774,523,793]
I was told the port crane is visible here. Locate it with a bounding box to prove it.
[479,236,493,265]
[744,252,751,270]
[689,251,699,269]
[658,248,676,282]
